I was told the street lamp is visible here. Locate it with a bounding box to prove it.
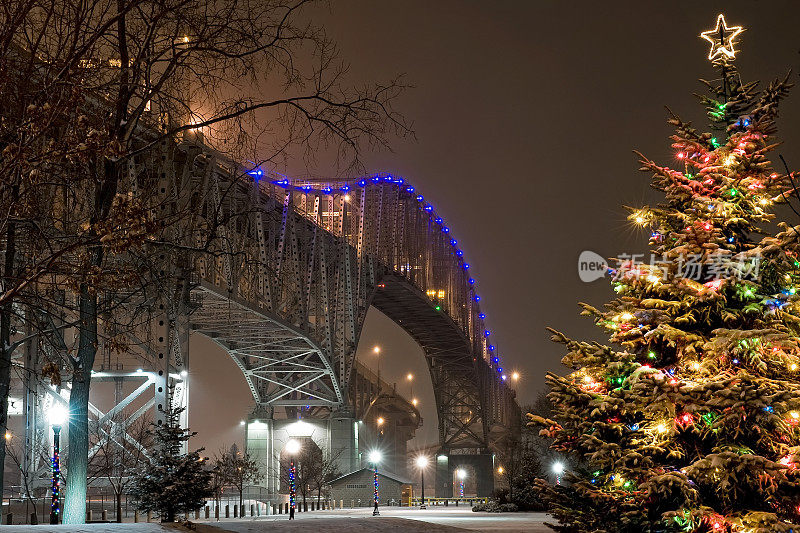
[49,403,68,524]
[511,371,520,382]
[552,461,564,485]
[369,450,382,516]
[456,469,466,499]
[373,345,381,380]
[286,439,301,519]
[415,456,429,509]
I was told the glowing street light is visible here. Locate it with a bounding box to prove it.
[286,439,301,520]
[511,371,520,382]
[456,469,466,499]
[373,345,381,355]
[497,466,504,475]
[552,461,564,485]
[369,450,383,516]
[415,456,429,509]
[376,416,385,427]
[412,398,418,407]
[49,403,68,524]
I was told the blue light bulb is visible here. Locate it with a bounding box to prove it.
[479,313,485,319]
[488,345,495,351]
[463,263,469,269]
[469,278,475,284]
[416,195,424,202]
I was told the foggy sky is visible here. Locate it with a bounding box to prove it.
[189,1,800,453]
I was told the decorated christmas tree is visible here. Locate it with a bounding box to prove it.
[532,15,800,533]
[128,403,212,522]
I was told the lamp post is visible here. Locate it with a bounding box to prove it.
[49,404,67,524]
[415,456,428,509]
[286,439,301,520]
[369,450,382,516]
[552,461,564,485]
[456,469,466,499]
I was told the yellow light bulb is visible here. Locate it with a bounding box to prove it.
[791,363,798,371]
[619,312,634,321]
[791,411,799,420]
[691,362,701,371]
[656,423,668,433]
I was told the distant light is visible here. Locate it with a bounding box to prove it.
[240,420,245,426]
[369,450,383,464]
[512,372,520,381]
[4,432,10,441]
[377,416,385,426]
[373,346,381,355]
[437,455,448,461]
[180,370,188,378]
[456,469,466,480]
[406,373,414,381]
[479,313,486,319]
[136,368,143,373]
[285,439,301,455]
[497,466,504,475]
[412,398,418,406]
[344,194,351,202]
[501,375,507,381]
[552,462,564,474]
[415,456,429,469]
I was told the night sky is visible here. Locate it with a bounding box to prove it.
[189,1,800,453]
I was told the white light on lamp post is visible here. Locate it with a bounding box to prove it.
[456,469,466,499]
[49,403,68,524]
[415,456,429,509]
[286,439,301,518]
[552,461,564,485]
[369,450,382,515]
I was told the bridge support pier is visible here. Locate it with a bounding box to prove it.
[435,452,495,498]
[245,413,360,497]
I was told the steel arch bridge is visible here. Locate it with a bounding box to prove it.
[19,136,520,498]
[180,139,520,450]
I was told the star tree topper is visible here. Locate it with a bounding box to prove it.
[700,14,744,61]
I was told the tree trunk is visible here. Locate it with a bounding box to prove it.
[0,218,16,500]
[116,491,122,523]
[63,284,98,524]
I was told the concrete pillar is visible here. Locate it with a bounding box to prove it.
[435,453,451,498]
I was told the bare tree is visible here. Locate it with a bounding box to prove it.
[87,413,152,522]
[217,444,261,513]
[0,0,409,522]
[308,448,342,506]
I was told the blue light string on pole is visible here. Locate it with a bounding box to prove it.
[245,168,509,377]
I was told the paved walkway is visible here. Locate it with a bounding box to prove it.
[197,507,553,533]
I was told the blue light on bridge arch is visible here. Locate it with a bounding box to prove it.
[416,195,424,202]
[276,179,290,187]
[372,176,381,182]
[247,168,263,179]
[463,263,470,269]
[322,187,332,194]
[492,357,499,364]
[450,239,457,246]
[474,295,481,302]
[497,367,503,373]
[488,345,495,351]
[469,278,475,285]
[358,179,367,187]
[442,227,450,233]
[456,250,463,257]
[479,313,486,319]
[301,185,312,192]
[435,217,442,224]
[484,330,490,337]
[424,205,433,212]
[406,186,415,193]
[340,186,351,192]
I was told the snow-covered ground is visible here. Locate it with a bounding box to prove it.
[0,508,553,533]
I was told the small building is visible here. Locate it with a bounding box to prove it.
[329,467,413,507]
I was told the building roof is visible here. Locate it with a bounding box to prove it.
[330,466,413,485]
